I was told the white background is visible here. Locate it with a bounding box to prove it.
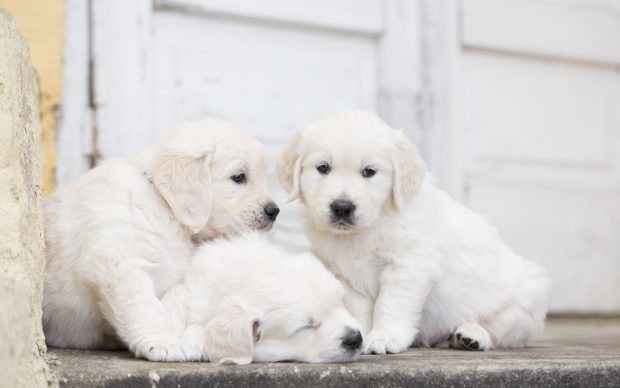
[58,0,620,314]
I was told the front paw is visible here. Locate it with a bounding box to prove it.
[137,341,204,362]
[363,329,414,355]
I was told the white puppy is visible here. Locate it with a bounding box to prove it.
[160,233,363,364]
[43,119,280,360]
[277,110,550,354]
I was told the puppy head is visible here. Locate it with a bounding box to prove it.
[152,119,279,238]
[276,110,426,233]
[204,253,363,364]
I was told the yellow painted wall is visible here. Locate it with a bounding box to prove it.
[2,1,64,194]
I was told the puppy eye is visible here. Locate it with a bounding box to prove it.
[316,163,331,175]
[230,173,246,184]
[362,167,376,178]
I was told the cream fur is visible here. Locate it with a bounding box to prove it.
[277,110,551,354]
[43,119,277,359]
[159,233,363,364]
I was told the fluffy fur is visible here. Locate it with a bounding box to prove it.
[277,110,550,354]
[158,233,363,364]
[43,119,278,359]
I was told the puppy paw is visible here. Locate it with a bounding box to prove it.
[363,329,412,355]
[451,324,492,351]
[137,342,204,362]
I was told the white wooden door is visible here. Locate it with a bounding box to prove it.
[58,0,620,313]
[427,0,620,313]
[58,0,423,249]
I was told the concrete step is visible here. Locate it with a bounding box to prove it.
[48,318,620,387]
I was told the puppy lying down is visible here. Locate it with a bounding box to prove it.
[159,233,364,364]
[277,110,551,354]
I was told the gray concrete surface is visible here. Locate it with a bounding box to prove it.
[49,318,620,387]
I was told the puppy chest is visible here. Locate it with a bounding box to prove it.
[322,250,383,300]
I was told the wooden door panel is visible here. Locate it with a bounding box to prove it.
[152,11,378,142]
[155,0,384,35]
[463,0,620,66]
[469,180,620,312]
[460,0,620,312]
[463,52,617,166]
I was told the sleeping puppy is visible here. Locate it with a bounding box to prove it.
[160,233,363,364]
[276,110,550,354]
[43,119,280,361]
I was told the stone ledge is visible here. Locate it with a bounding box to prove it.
[0,8,52,388]
[49,318,620,387]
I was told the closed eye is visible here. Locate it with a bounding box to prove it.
[294,319,321,334]
[294,325,316,334]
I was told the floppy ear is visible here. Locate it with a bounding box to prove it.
[203,297,263,365]
[392,131,427,210]
[153,152,213,233]
[276,133,303,201]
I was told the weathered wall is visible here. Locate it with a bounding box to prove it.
[1,1,64,194]
[0,9,56,388]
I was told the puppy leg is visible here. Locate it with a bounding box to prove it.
[364,260,436,355]
[482,269,549,348]
[160,284,207,359]
[342,284,374,334]
[481,303,546,349]
[95,268,203,362]
[449,275,547,351]
[451,323,492,351]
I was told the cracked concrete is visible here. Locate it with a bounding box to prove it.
[49,318,620,387]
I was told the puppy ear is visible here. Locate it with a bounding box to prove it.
[203,297,263,365]
[276,133,303,201]
[391,131,427,210]
[153,152,213,233]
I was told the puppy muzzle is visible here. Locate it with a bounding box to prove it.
[329,199,356,229]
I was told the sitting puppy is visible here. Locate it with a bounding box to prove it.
[160,233,364,364]
[276,110,550,354]
[43,119,280,360]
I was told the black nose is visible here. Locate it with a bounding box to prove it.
[341,329,363,350]
[263,203,280,221]
[330,200,355,218]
